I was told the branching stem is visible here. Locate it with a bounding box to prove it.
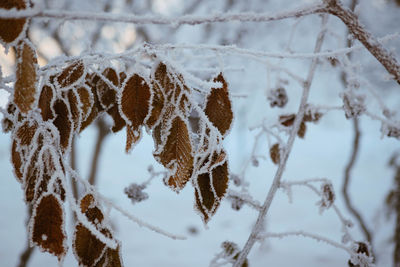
[233,15,329,267]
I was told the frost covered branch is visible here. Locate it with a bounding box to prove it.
[324,0,400,85]
[233,15,330,267]
[0,4,326,25]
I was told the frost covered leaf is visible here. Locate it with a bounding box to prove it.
[270,143,281,165]
[279,114,307,138]
[11,140,23,181]
[30,194,67,260]
[76,85,94,126]
[80,74,103,132]
[95,246,123,267]
[73,194,123,267]
[120,74,151,130]
[97,68,118,110]
[14,40,37,114]
[156,116,193,191]
[279,114,296,127]
[53,99,72,151]
[220,241,249,267]
[38,85,55,121]
[65,89,81,131]
[194,152,229,223]
[13,120,38,183]
[54,61,85,88]
[297,121,307,139]
[0,0,27,44]
[146,66,166,129]
[74,225,106,267]
[126,126,141,153]
[204,73,233,136]
[16,119,37,146]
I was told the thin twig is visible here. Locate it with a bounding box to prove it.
[88,118,109,185]
[233,15,329,267]
[339,0,375,261]
[342,119,373,244]
[16,205,34,267]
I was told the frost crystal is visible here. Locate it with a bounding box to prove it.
[124,183,149,204]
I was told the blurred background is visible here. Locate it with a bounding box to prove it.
[1,0,400,266]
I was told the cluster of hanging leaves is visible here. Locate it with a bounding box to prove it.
[2,11,233,261]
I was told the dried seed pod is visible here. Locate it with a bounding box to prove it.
[268,87,288,108]
[270,143,281,165]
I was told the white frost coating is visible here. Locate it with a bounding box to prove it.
[259,231,357,257]
[0,3,326,25]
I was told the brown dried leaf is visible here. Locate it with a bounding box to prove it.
[55,61,85,88]
[65,89,81,131]
[93,246,123,267]
[120,74,151,130]
[80,75,103,132]
[107,105,126,133]
[195,154,229,223]
[31,194,66,260]
[23,132,44,203]
[0,0,27,43]
[279,114,296,127]
[126,126,141,153]
[304,107,322,123]
[53,99,72,151]
[74,194,122,267]
[11,140,23,182]
[16,120,37,146]
[80,194,104,225]
[146,66,166,129]
[97,68,118,110]
[77,86,94,122]
[35,150,66,202]
[74,224,107,267]
[38,85,55,121]
[204,73,233,136]
[297,121,307,139]
[269,143,280,165]
[14,41,37,114]
[156,116,193,191]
